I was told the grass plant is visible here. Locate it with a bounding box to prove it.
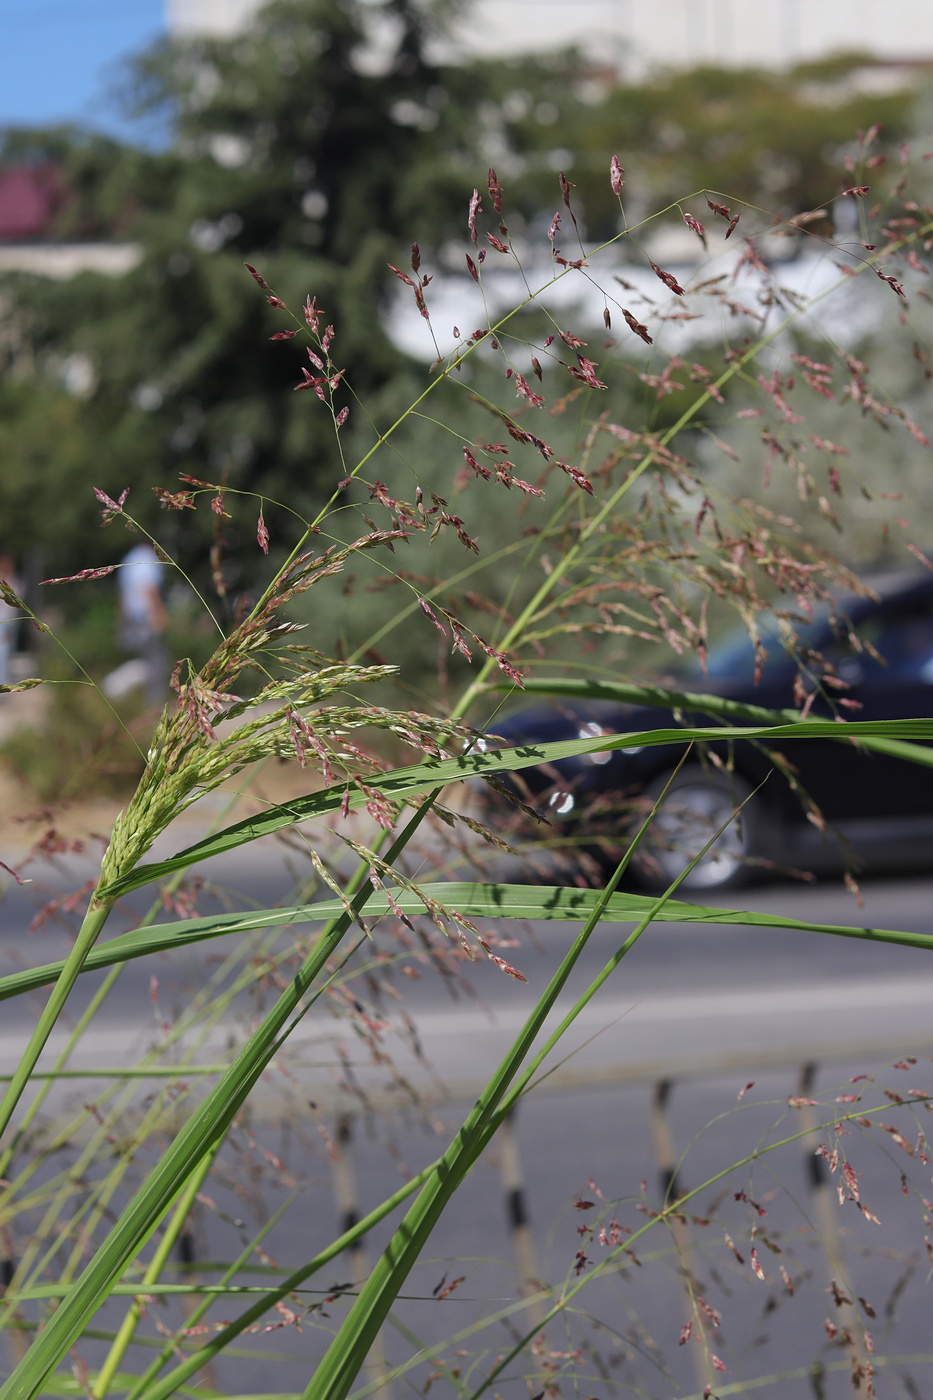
[3,141,933,1400]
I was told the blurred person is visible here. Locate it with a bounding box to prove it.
[0,553,22,689]
[118,541,167,704]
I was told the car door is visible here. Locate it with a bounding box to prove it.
[794,601,933,821]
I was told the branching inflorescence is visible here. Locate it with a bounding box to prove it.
[2,135,933,1400]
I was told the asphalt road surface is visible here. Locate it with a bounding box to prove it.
[3,840,933,1398]
[4,835,933,1095]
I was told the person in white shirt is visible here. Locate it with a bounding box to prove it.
[118,542,167,704]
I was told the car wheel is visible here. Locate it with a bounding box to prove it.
[631,765,768,893]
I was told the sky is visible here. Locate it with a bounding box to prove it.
[0,0,165,137]
[3,0,931,143]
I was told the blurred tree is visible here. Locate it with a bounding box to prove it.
[0,12,922,593]
[561,53,919,241]
[0,0,584,587]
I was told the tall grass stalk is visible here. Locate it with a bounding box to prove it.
[3,145,933,1400]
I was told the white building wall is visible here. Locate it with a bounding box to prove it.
[0,244,142,279]
[166,0,933,69]
[167,0,268,37]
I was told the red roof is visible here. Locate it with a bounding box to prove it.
[0,166,66,241]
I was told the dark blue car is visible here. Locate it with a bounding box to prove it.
[481,573,933,891]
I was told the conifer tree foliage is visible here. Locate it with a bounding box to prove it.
[0,0,580,582]
[0,6,923,588]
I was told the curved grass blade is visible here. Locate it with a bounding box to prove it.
[98,717,933,899]
[0,800,441,1400]
[495,674,806,724]
[4,882,933,1006]
[301,778,711,1400]
[503,675,933,766]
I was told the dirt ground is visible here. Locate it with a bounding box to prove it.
[0,684,334,861]
[0,680,462,878]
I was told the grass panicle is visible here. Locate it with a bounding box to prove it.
[2,146,933,1400]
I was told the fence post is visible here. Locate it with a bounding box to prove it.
[331,1113,391,1396]
[649,1079,712,1394]
[497,1106,545,1329]
[795,1063,866,1369]
[0,1227,27,1369]
[176,1217,216,1391]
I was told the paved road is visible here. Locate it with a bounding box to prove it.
[4,844,933,1398]
[4,836,933,1093]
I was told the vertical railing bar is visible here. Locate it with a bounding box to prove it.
[331,1114,391,1398]
[497,1105,545,1331]
[649,1078,712,1395]
[795,1062,866,1368]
